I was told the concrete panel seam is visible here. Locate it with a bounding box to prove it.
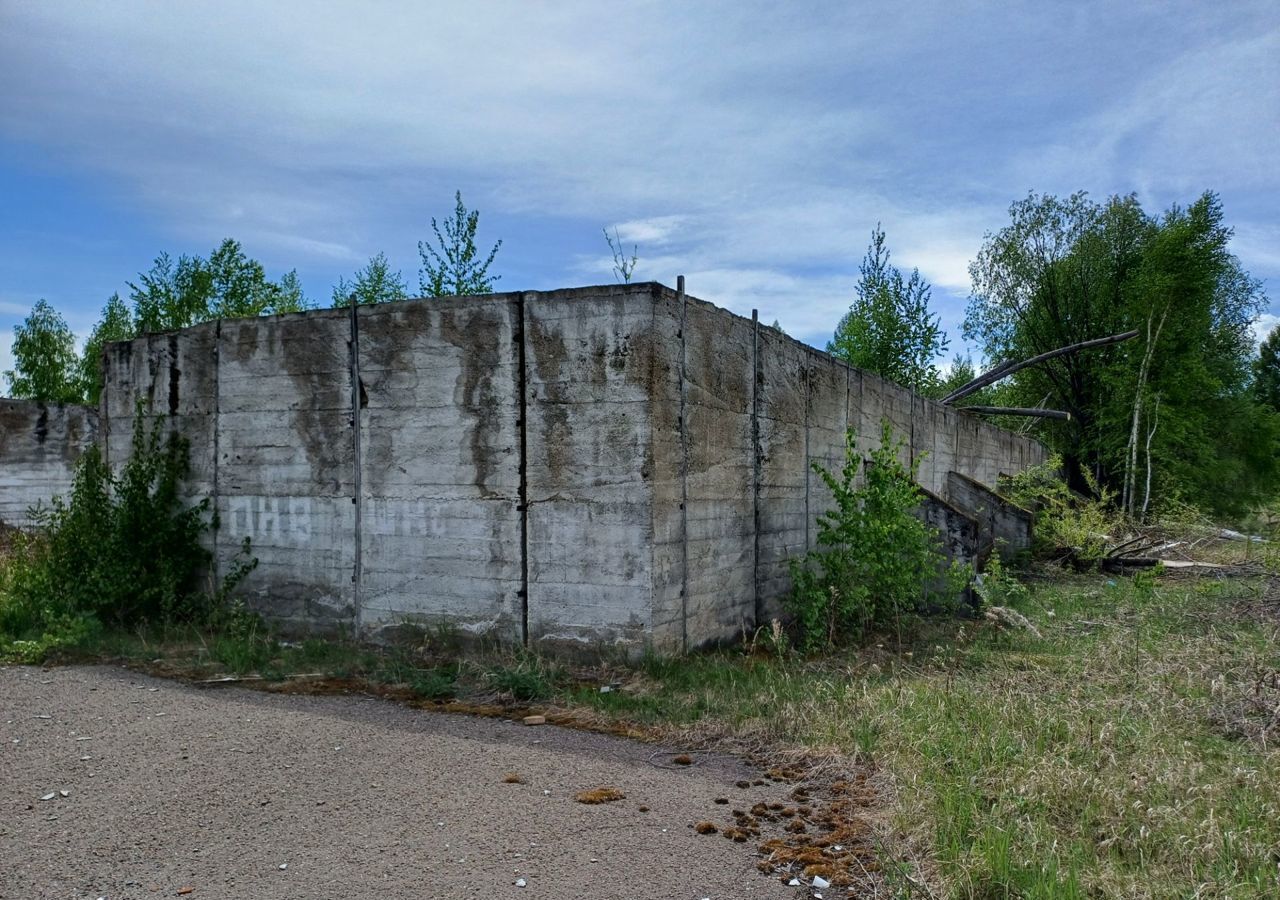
[751,309,761,630]
[212,319,222,587]
[349,299,364,635]
[678,277,689,654]
[804,363,811,554]
[517,292,531,647]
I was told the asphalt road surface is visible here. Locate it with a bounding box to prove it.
[1,665,802,900]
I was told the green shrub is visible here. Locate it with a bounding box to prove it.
[1002,455,1121,568]
[786,420,968,652]
[0,413,255,659]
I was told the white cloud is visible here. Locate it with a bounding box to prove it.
[0,0,1277,352]
[1232,222,1280,278]
[1254,313,1280,346]
[613,216,687,246]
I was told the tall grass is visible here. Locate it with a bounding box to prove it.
[570,574,1280,898]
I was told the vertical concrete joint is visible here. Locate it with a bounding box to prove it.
[212,320,222,586]
[678,281,689,654]
[751,309,762,630]
[348,298,364,636]
[803,363,811,554]
[516,292,531,647]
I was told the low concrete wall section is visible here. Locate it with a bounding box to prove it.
[0,400,98,528]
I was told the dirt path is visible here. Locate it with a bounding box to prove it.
[1,665,805,900]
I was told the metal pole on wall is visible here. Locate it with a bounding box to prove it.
[676,275,688,654]
[347,293,363,638]
[751,309,762,631]
[516,292,531,647]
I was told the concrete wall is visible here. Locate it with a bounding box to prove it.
[0,400,98,527]
[97,283,1049,654]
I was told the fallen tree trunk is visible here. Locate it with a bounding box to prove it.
[960,406,1072,420]
[942,329,1141,405]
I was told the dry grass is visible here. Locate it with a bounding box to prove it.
[573,786,625,804]
[567,567,1280,898]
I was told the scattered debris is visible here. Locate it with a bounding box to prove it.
[1219,529,1267,543]
[574,786,625,804]
[984,605,1043,638]
[197,673,322,686]
[514,878,526,887]
[39,793,55,802]
[522,715,545,726]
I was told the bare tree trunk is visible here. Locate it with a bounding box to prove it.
[1141,395,1160,520]
[1123,309,1168,517]
[961,406,1071,420]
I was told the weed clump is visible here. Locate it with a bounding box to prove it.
[487,654,559,701]
[574,786,625,804]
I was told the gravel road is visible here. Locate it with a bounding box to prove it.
[1,665,803,900]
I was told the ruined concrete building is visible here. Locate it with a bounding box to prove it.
[1,283,1045,653]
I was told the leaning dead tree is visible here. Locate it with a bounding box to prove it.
[959,406,1071,421]
[942,329,1141,407]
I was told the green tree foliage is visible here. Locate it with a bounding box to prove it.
[78,293,135,405]
[276,270,309,313]
[829,225,948,393]
[1255,324,1280,413]
[128,252,212,333]
[332,252,409,307]
[204,239,308,319]
[965,191,1276,516]
[932,353,988,402]
[787,421,966,651]
[129,239,308,332]
[4,239,308,404]
[4,300,82,403]
[418,191,502,296]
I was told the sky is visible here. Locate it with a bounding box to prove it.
[1,1,1277,384]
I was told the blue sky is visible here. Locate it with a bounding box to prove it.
[2,1,1277,383]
